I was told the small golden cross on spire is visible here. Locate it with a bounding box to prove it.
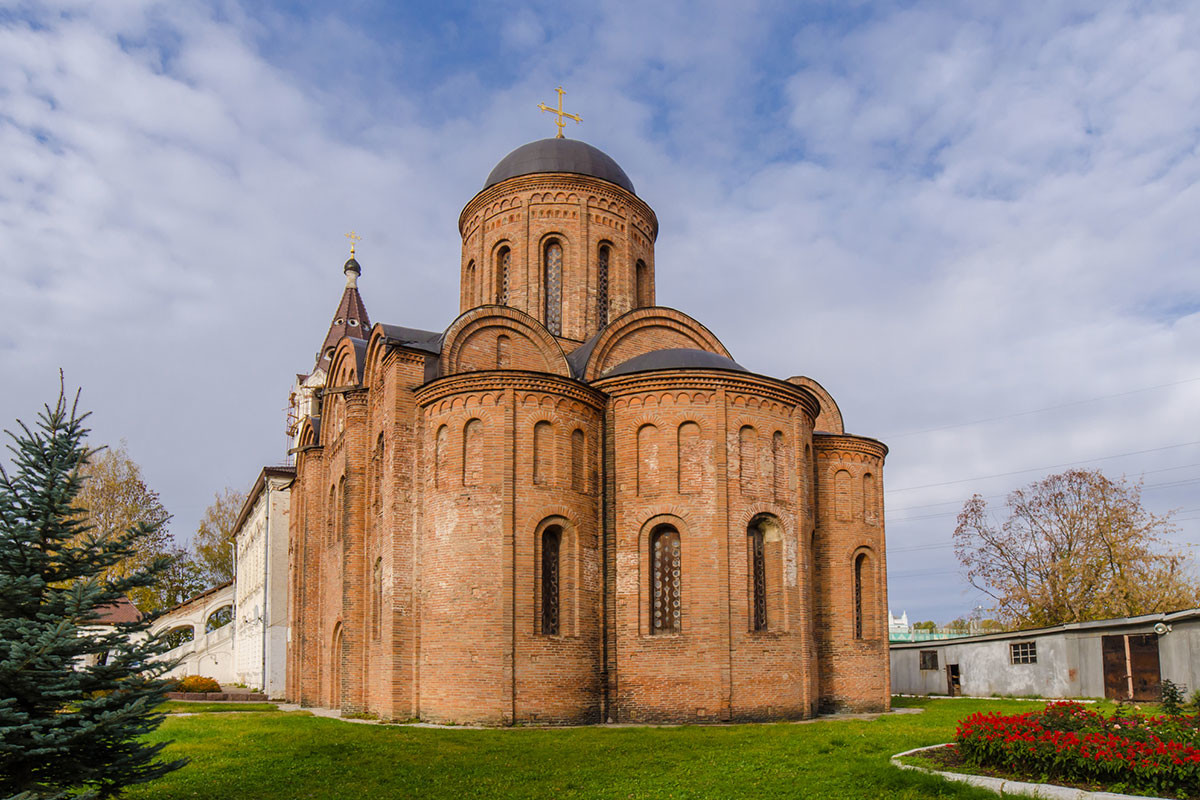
[537,86,581,139]
[344,230,362,257]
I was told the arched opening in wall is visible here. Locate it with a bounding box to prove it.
[373,433,384,517]
[863,472,877,526]
[853,550,878,640]
[205,605,233,633]
[635,260,649,307]
[747,514,786,632]
[337,476,347,542]
[327,485,336,546]
[496,334,510,368]
[544,239,563,335]
[466,259,476,306]
[739,425,757,495]
[772,431,786,502]
[435,425,449,488]
[163,625,194,649]
[495,245,511,305]
[677,421,702,494]
[462,419,483,487]
[649,524,681,634]
[637,424,659,495]
[372,557,382,640]
[596,244,610,327]
[540,525,562,635]
[330,623,343,710]
[533,421,553,485]
[805,444,814,521]
[570,429,585,492]
[834,469,852,522]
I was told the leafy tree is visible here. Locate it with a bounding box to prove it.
[0,385,185,799]
[191,487,246,587]
[74,443,173,612]
[912,620,938,632]
[143,544,207,613]
[954,468,1200,629]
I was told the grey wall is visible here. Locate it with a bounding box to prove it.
[891,620,1199,699]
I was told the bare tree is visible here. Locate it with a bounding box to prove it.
[954,469,1200,629]
[192,487,247,586]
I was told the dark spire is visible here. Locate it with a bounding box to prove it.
[314,246,371,372]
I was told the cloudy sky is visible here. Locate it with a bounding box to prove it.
[3,1,1198,622]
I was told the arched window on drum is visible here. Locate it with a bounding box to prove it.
[544,239,563,335]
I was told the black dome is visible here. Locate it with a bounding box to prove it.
[603,348,747,378]
[484,138,635,194]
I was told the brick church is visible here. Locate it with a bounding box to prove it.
[285,127,890,724]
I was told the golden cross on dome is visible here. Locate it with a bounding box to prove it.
[344,230,362,257]
[537,86,581,138]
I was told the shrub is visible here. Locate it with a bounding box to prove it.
[175,675,221,693]
[1161,679,1186,717]
[956,701,1200,797]
[1191,689,1200,713]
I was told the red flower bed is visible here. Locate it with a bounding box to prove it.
[956,702,1200,797]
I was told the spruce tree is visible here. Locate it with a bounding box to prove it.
[0,385,185,799]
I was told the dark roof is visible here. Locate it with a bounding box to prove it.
[603,348,748,378]
[158,580,233,618]
[566,331,602,380]
[94,596,141,624]
[378,324,443,355]
[484,138,635,194]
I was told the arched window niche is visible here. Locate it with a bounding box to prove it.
[540,525,562,635]
[462,418,483,487]
[853,549,878,640]
[495,245,511,305]
[533,420,553,485]
[371,557,382,640]
[544,239,563,335]
[747,514,786,632]
[465,259,477,306]
[648,523,682,635]
[635,259,650,307]
[535,517,576,637]
[596,243,611,327]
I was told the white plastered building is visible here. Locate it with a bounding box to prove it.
[231,465,294,696]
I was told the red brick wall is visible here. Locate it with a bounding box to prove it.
[812,434,890,713]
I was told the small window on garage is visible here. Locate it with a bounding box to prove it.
[1010,641,1037,664]
[919,650,938,670]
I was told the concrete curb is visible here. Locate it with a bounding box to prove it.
[890,744,1170,800]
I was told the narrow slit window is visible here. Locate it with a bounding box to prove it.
[541,527,561,635]
[749,527,767,631]
[854,553,865,639]
[496,247,510,305]
[597,245,610,327]
[545,241,563,335]
[650,526,681,634]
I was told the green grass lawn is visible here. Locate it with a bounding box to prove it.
[120,698,1052,800]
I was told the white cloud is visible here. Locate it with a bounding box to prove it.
[1,1,1198,622]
